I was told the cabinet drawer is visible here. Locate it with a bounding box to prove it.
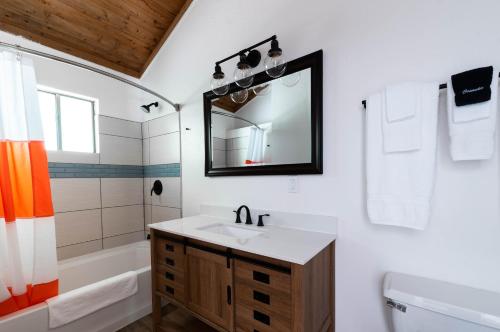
[235,303,291,332]
[156,269,185,303]
[235,282,291,320]
[235,260,291,296]
[155,238,185,273]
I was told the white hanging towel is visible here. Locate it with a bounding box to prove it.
[383,82,422,152]
[366,82,439,230]
[447,68,498,161]
[46,271,138,328]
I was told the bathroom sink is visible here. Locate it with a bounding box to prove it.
[197,223,263,239]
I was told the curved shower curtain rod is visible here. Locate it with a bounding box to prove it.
[211,110,261,129]
[0,41,180,112]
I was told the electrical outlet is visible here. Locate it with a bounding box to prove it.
[288,176,299,193]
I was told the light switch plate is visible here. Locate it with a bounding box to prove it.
[288,176,299,193]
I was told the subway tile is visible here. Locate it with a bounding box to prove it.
[51,178,101,212]
[141,121,149,139]
[100,134,142,165]
[47,151,99,164]
[152,206,181,223]
[103,231,145,249]
[49,163,143,178]
[150,133,180,164]
[55,209,102,247]
[102,205,144,237]
[143,178,152,204]
[144,204,152,227]
[143,138,150,165]
[99,116,142,139]
[101,178,144,207]
[57,240,102,260]
[151,177,181,208]
[212,137,226,151]
[144,164,181,177]
[148,113,179,137]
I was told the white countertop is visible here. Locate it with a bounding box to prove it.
[148,215,336,265]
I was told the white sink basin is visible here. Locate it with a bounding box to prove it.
[197,223,263,239]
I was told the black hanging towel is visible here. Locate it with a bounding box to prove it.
[451,66,493,107]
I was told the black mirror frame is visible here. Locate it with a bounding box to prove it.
[203,49,323,177]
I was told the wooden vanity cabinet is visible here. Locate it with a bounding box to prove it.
[151,229,335,332]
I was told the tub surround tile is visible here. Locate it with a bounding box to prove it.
[55,209,102,247]
[151,206,181,224]
[144,204,152,226]
[99,115,142,139]
[143,178,152,204]
[103,231,145,249]
[100,134,142,165]
[57,240,103,260]
[51,178,101,213]
[148,113,179,137]
[144,164,181,178]
[143,138,150,165]
[150,133,180,164]
[101,178,144,207]
[151,177,181,208]
[102,205,145,237]
[47,150,100,164]
[141,121,149,139]
[49,163,144,178]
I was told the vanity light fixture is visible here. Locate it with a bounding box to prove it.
[210,35,286,96]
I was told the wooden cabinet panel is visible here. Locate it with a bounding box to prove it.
[185,246,233,331]
[235,303,291,332]
[234,260,291,296]
[155,237,185,273]
[156,264,185,304]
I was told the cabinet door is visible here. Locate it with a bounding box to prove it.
[185,246,233,331]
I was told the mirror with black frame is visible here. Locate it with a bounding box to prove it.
[203,50,322,176]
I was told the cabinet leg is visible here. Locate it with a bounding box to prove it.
[152,294,162,332]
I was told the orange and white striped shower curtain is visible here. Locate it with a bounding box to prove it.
[0,51,58,317]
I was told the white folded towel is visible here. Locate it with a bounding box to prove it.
[46,271,138,328]
[382,82,422,152]
[447,68,498,161]
[366,82,439,230]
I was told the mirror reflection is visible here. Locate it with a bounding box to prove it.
[210,68,311,168]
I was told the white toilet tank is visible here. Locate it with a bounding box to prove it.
[384,272,500,332]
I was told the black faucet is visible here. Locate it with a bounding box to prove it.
[234,205,252,225]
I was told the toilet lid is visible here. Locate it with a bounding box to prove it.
[384,272,500,330]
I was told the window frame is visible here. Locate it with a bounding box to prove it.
[38,89,97,153]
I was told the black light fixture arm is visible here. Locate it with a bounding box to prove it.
[215,35,277,66]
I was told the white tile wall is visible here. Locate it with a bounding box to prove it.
[101,178,144,207]
[99,134,142,165]
[103,231,145,249]
[144,204,152,226]
[150,133,180,164]
[51,178,101,212]
[57,240,102,260]
[148,113,179,137]
[151,206,181,223]
[143,178,152,204]
[55,209,102,247]
[151,177,181,208]
[99,116,142,139]
[48,151,100,164]
[143,138,150,165]
[141,121,149,138]
[102,205,144,237]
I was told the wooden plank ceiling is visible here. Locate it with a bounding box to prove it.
[0,0,192,78]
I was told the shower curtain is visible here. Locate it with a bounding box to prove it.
[245,127,265,164]
[0,51,58,317]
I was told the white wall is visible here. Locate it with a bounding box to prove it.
[141,1,499,331]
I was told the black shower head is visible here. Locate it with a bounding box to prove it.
[141,102,159,113]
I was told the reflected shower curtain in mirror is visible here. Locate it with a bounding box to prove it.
[245,127,265,164]
[0,51,58,317]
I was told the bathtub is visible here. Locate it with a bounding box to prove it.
[0,241,151,332]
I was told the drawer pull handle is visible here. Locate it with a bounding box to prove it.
[253,310,270,325]
[165,244,175,252]
[165,272,175,281]
[253,290,270,305]
[165,258,175,266]
[253,271,270,284]
[165,286,174,295]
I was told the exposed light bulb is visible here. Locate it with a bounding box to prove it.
[265,39,286,78]
[211,64,229,96]
[252,83,272,96]
[234,54,254,88]
[230,89,248,104]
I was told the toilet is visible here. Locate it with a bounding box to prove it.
[384,272,500,332]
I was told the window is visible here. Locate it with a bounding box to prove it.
[38,90,97,153]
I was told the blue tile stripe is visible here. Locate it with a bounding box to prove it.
[48,163,180,178]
